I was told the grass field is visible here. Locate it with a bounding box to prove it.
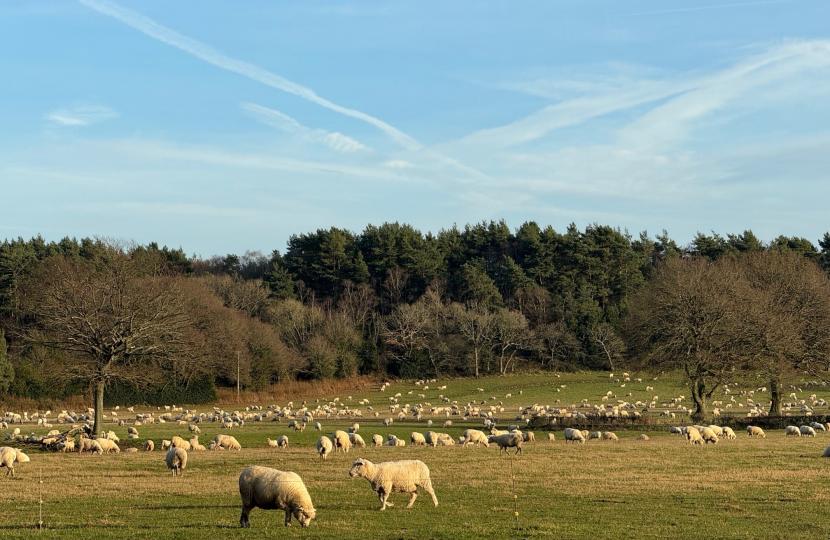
[3,371,830,539]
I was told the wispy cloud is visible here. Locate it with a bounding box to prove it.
[45,105,119,126]
[77,0,421,150]
[242,103,369,153]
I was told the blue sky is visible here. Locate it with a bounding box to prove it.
[1,0,829,257]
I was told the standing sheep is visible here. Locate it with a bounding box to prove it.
[78,438,103,455]
[722,427,737,440]
[488,433,523,455]
[165,447,187,477]
[349,433,366,448]
[277,435,289,448]
[785,426,802,437]
[171,436,192,450]
[822,446,830,458]
[547,433,555,442]
[96,438,121,453]
[332,431,352,453]
[349,458,438,510]
[602,432,619,442]
[800,425,817,437]
[372,434,383,447]
[563,428,586,444]
[144,440,155,451]
[410,432,427,446]
[461,429,489,448]
[316,436,333,460]
[747,426,766,438]
[699,427,719,444]
[239,466,316,528]
[214,434,242,450]
[685,427,704,445]
[0,447,30,477]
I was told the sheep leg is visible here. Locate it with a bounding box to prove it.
[423,482,439,507]
[378,490,393,510]
[284,510,292,526]
[405,491,418,508]
[239,507,251,528]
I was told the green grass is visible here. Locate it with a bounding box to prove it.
[3,370,830,539]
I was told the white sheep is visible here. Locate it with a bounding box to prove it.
[547,433,555,442]
[214,434,242,450]
[410,432,427,446]
[722,427,737,440]
[746,426,765,438]
[685,427,704,445]
[239,466,316,528]
[785,426,802,437]
[522,432,535,442]
[800,425,817,437]
[822,446,830,458]
[165,447,187,477]
[332,430,352,453]
[563,428,585,444]
[810,422,826,432]
[636,434,650,441]
[144,440,155,451]
[488,433,523,455]
[171,436,191,451]
[372,434,383,447]
[707,425,724,437]
[78,438,103,455]
[0,447,30,477]
[349,458,438,510]
[461,429,489,448]
[425,431,440,447]
[96,438,121,453]
[602,432,619,442]
[316,436,333,460]
[699,427,718,444]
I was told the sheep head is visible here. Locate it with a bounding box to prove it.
[294,506,316,527]
[349,458,370,479]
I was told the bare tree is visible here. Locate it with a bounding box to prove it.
[452,304,495,377]
[536,321,580,371]
[590,323,626,371]
[20,249,190,435]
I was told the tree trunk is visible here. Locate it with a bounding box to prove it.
[473,348,479,378]
[690,378,707,423]
[768,379,782,416]
[92,379,105,437]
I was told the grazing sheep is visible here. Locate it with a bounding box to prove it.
[372,434,383,447]
[385,435,405,447]
[810,422,826,432]
[563,428,586,444]
[143,440,155,451]
[0,447,30,477]
[58,439,76,453]
[522,432,535,442]
[161,440,172,450]
[488,433,523,455]
[171,436,192,451]
[435,434,454,446]
[349,423,360,433]
[96,438,121,453]
[349,458,438,510]
[721,427,736,440]
[316,436,334,460]
[636,434,650,441]
[383,418,393,427]
[785,426,802,437]
[214,434,242,450]
[78,438,103,455]
[332,431,352,453]
[800,425,817,437]
[461,429,489,448]
[547,433,555,442]
[188,424,201,434]
[314,422,322,431]
[707,425,724,437]
[670,426,683,435]
[425,431,440,447]
[165,447,187,477]
[266,438,279,448]
[747,426,766,438]
[699,427,719,444]
[349,433,366,448]
[239,466,316,528]
[277,435,289,448]
[442,420,452,429]
[822,446,830,458]
[127,427,138,436]
[588,431,602,440]
[602,432,619,442]
[410,432,427,446]
[685,427,704,445]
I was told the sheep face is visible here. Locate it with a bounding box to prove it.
[348,459,369,479]
[294,506,316,528]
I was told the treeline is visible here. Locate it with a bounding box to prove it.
[1,223,829,405]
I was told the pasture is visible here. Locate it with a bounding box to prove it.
[3,371,830,539]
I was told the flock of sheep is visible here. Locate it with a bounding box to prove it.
[4,374,830,528]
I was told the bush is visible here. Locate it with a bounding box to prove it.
[104,374,216,406]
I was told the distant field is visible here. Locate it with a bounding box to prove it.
[3,371,830,539]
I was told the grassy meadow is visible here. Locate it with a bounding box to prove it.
[3,371,830,539]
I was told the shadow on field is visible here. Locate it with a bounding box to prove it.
[140,504,238,510]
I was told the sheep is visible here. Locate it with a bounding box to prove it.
[96,438,121,453]
[0,447,30,477]
[349,433,366,448]
[669,426,683,435]
[602,432,619,442]
[435,434,454,446]
[316,436,334,460]
[425,431,440,447]
[332,430,352,453]
[707,425,724,437]
[563,428,585,444]
[685,427,704,445]
[785,426,802,437]
[461,429,489,448]
[349,423,360,433]
[188,424,201,434]
[385,435,405,447]
[442,420,452,429]
[547,433,555,442]
[214,434,242,450]
[161,439,172,450]
[349,458,438,510]
[314,422,322,431]
[127,427,139,436]
[588,431,602,440]
[488,433,523,455]
[522,432,535,442]
[410,432,427,446]
[800,425,817,437]
[266,438,279,448]
[699,427,719,444]
[57,439,75,453]
[171,435,191,451]
[239,466,316,528]
[164,447,187,477]
[372,434,383,447]
[722,427,737,440]
[143,440,155,451]
[822,446,830,458]
[277,435,289,448]
[810,422,826,432]
[747,426,766,438]
[636,434,650,441]
[78,438,103,455]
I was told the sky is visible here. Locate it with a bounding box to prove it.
[1,0,829,257]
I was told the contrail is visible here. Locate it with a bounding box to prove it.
[622,0,798,17]
[78,0,421,150]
